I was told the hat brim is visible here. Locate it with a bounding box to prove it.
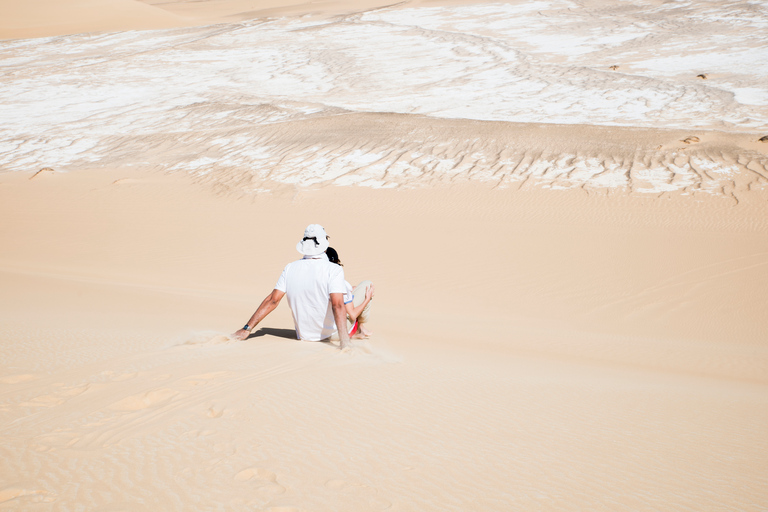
[296,238,329,256]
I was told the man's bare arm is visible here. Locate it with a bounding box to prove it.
[233,289,285,340]
[331,292,351,350]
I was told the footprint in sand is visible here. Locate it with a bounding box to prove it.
[206,405,225,418]
[109,388,178,411]
[759,135,768,142]
[19,383,90,408]
[325,479,349,490]
[234,468,286,496]
[235,468,277,482]
[609,65,619,70]
[697,73,708,79]
[681,136,700,144]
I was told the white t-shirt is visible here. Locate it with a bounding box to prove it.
[343,280,354,305]
[274,254,346,341]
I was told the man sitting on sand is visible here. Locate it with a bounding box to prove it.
[232,224,352,349]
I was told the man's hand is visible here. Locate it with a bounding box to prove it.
[232,329,250,341]
[233,289,285,341]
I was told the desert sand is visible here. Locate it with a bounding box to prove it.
[2,0,768,510]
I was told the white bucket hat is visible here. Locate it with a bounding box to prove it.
[296,224,330,256]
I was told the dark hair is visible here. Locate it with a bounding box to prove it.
[326,247,342,266]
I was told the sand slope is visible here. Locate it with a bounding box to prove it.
[1,0,768,509]
[0,0,190,40]
[2,168,768,510]
[139,0,426,22]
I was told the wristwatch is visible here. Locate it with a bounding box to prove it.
[243,324,251,331]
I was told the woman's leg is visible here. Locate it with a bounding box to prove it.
[352,280,373,336]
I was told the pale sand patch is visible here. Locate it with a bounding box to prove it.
[1,166,767,510]
[138,0,421,22]
[0,0,517,40]
[0,0,191,40]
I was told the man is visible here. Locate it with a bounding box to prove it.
[232,224,351,349]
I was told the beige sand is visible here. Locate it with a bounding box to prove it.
[0,0,191,40]
[2,146,768,509]
[0,0,485,40]
[2,0,768,509]
[138,0,430,23]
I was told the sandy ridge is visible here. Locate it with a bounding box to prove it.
[12,111,763,197]
[173,113,768,197]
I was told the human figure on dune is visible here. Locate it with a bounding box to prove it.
[326,247,375,338]
[232,224,354,349]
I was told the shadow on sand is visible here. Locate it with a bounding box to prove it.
[248,327,298,340]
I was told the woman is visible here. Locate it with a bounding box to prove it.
[326,247,374,338]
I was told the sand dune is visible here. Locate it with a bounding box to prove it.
[2,167,768,510]
[2,0,768,510]
[177,113,768,197]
